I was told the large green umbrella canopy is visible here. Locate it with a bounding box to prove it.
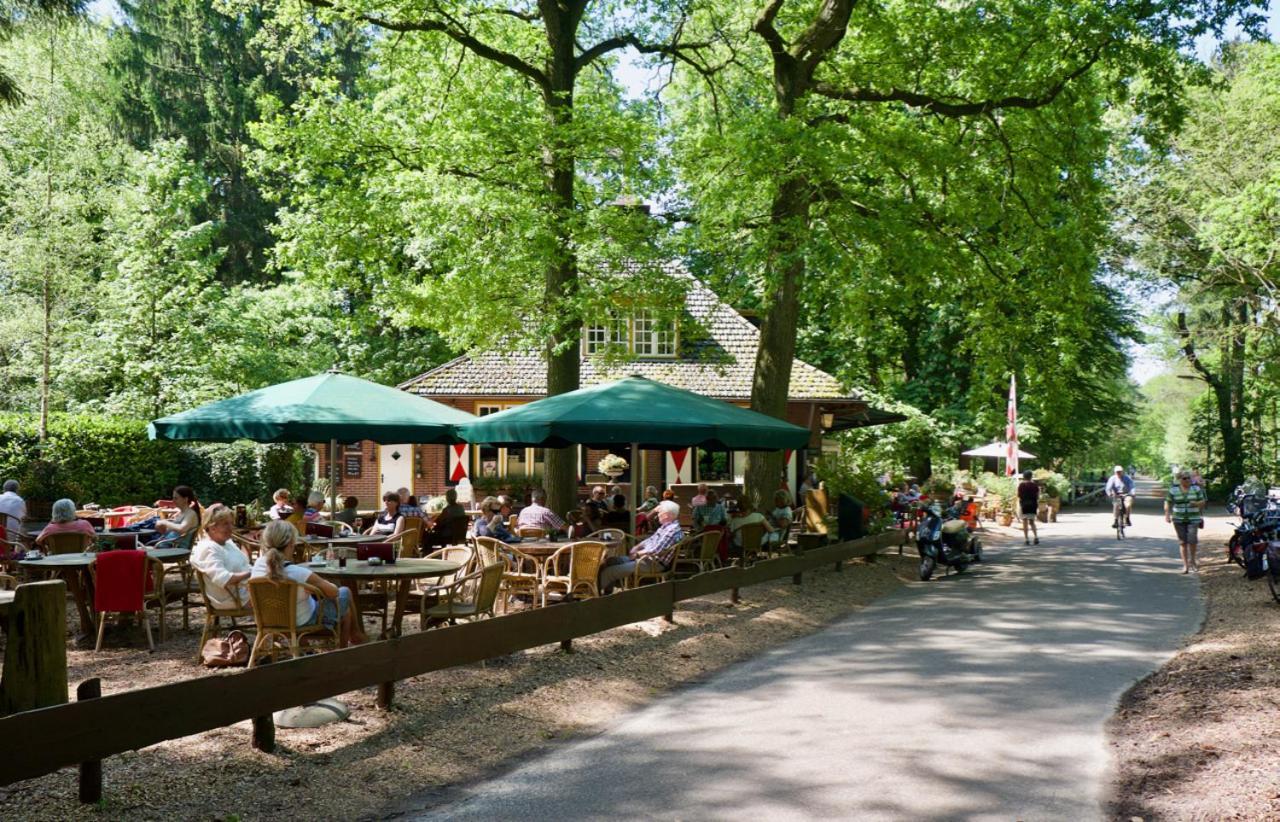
[457,375,810,451]
[148,372,475,444]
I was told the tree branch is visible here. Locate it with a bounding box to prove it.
[1176,310,1223,389]
[751,0,793,71]
[305,0,549,91]
[812,42,1107,117]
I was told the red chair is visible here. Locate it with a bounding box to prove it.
[305,521,335,538]
[89,550,154,651]
[357,542,395,563]
[106,506,134,530]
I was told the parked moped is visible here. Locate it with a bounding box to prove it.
[915,503,983,580]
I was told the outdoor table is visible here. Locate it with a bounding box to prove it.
[17,547,190,638]
[300,533,385,559]
[24,527,157,541]
[312,558,461,638]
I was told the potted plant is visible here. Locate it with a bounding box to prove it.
[597,454,629,480]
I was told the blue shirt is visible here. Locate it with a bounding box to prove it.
[1105,474,1134,497]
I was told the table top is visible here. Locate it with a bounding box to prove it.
[311,558,462,580]
[25,527,157,539]
[17,547,190,568]
[300,533,383,546]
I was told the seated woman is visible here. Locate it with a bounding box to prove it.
[35,498,96,550]
[333,495,359,525]
[304,490,326,523]
[602,494,631,528]
[251,520,367,647]
[267,488,293,520]
[474,496,520,544]
[767,489,794,537]
[729,497,779,551]
[152,485,202,547]
[364,491,405,540]
[692,489,727,532]
[189,504,251,608]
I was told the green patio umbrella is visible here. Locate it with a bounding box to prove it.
[458,375,811,530]
[149,372,475,513]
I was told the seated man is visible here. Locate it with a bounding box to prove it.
[398,487,424,519]
[516,489,566,535]
[424,489,469,548]
[583,485,609,532]
[598,501,684,593]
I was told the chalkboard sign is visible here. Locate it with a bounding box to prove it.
[345,454,362,478]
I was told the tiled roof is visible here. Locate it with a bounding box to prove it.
[400,263,860,403]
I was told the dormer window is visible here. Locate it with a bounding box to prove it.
[584,311,677,358]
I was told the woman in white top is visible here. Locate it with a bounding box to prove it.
[188,504,252,609]
[251,520,367,647]
[729,497,779,548]
[153,485,201,546]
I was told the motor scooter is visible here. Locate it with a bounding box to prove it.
[915,502,982,580]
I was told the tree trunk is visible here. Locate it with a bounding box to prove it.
[540,4,583,518]
[744,177,809,507]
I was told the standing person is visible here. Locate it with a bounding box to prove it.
[1016,471,1040,546]
[1105,465,1136,527]
[0,479,26,535]
[1166,470,1207,573]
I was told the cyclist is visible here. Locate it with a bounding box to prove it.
[1105,465,1135,528]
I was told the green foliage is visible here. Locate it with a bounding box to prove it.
[815,450,893,534]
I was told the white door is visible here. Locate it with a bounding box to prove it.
[379,444,414,500]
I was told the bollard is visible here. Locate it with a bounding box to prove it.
[77,679,102,804]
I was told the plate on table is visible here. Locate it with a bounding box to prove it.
[307,559,327,567]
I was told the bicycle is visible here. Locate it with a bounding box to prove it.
[1110,492,1130,539]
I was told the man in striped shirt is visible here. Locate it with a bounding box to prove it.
[1165,470,1207,574]
[516,489,566,536]
[598,501,684,593]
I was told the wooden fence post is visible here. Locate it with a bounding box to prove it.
[377,682,395,710]
[77,679,102,804]
[559,639,573,652]
[252,715,275,752]
[0,580,68,715]
[792,572,802,585]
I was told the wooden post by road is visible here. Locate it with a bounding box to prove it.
[77,678,102,803]
[0,580,68,715]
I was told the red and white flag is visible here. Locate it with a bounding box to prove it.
[1005,374,1019,477]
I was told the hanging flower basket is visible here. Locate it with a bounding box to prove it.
[597,454,629,478]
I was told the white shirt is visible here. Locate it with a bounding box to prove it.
[189,537,251,610]
[251,555,316,625]
[0,491,26,533]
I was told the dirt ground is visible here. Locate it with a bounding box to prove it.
[1107,530,1280,821]
[0,551,916,820]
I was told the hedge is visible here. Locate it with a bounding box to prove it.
[0,414,310,509]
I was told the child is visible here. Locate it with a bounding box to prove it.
[268,488,292,520]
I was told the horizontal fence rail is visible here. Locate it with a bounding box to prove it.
[0,529,903,787]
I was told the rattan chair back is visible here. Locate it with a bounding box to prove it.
[45,531,91,554]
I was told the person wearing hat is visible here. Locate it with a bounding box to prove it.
[1015,470,1040,545]
[1104,465,1135,527]
[1165,470,1207,573]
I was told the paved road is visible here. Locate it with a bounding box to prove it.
[418,503,1206,821]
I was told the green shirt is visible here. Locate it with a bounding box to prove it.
[1166,485,1206,523]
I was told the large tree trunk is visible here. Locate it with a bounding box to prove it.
[744,177,809,507]
[540,5,583,518]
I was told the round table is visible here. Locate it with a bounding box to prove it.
[24,527,157,541]
[17,547,190,637]
[312,558,462,638]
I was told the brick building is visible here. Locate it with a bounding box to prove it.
[316,267,899,507]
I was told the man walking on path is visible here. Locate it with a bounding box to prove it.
[1016,470,1040,545]
[1165,469,1207,573]
[1105,465,1135,526]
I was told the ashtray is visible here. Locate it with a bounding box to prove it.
[366,557,383,566]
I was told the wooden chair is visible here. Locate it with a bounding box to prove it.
[517,526,546,539]
[246,577,338,666]
[423,561,504,626]
[674,531,721,577]
[541,541,607,606]
[44,531,93,555]
[89,550,154,651]
[192,568,255,663]
[145,558,193,642]
[399,517,423,557]
[736,522,766,565]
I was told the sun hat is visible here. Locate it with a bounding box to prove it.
[1113,465,1124,473]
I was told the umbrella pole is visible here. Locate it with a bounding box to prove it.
[630,442,640,536]
[328,439,338,519]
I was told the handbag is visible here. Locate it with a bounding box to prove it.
[201,629,250,667]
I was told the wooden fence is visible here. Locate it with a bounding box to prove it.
[0,530,904,790]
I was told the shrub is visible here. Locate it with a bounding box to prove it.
[816,452,893,534]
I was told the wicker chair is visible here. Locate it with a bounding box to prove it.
[408,545,475,616]
[423,561,504,626]
[232,531,263,561]
[736,522,767,566]
[45,531,93,555]
[144,558,192,642]
[192,568,255,664]
[398,518,423,557]
[246,577,338,666]
[89,550,154,651]
[674,531,721,577]
[584,528,635,557]
[0,573,16,590]
[630,535,692,588]
[541,541,607,606]
[516,526,546,539]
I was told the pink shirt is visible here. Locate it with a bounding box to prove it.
[36,519,95,546]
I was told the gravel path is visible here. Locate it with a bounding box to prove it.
[424,505,1202,821]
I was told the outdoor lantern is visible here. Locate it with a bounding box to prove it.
[820,410,835,430]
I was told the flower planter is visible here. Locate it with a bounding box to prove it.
[998,512,1014,527]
